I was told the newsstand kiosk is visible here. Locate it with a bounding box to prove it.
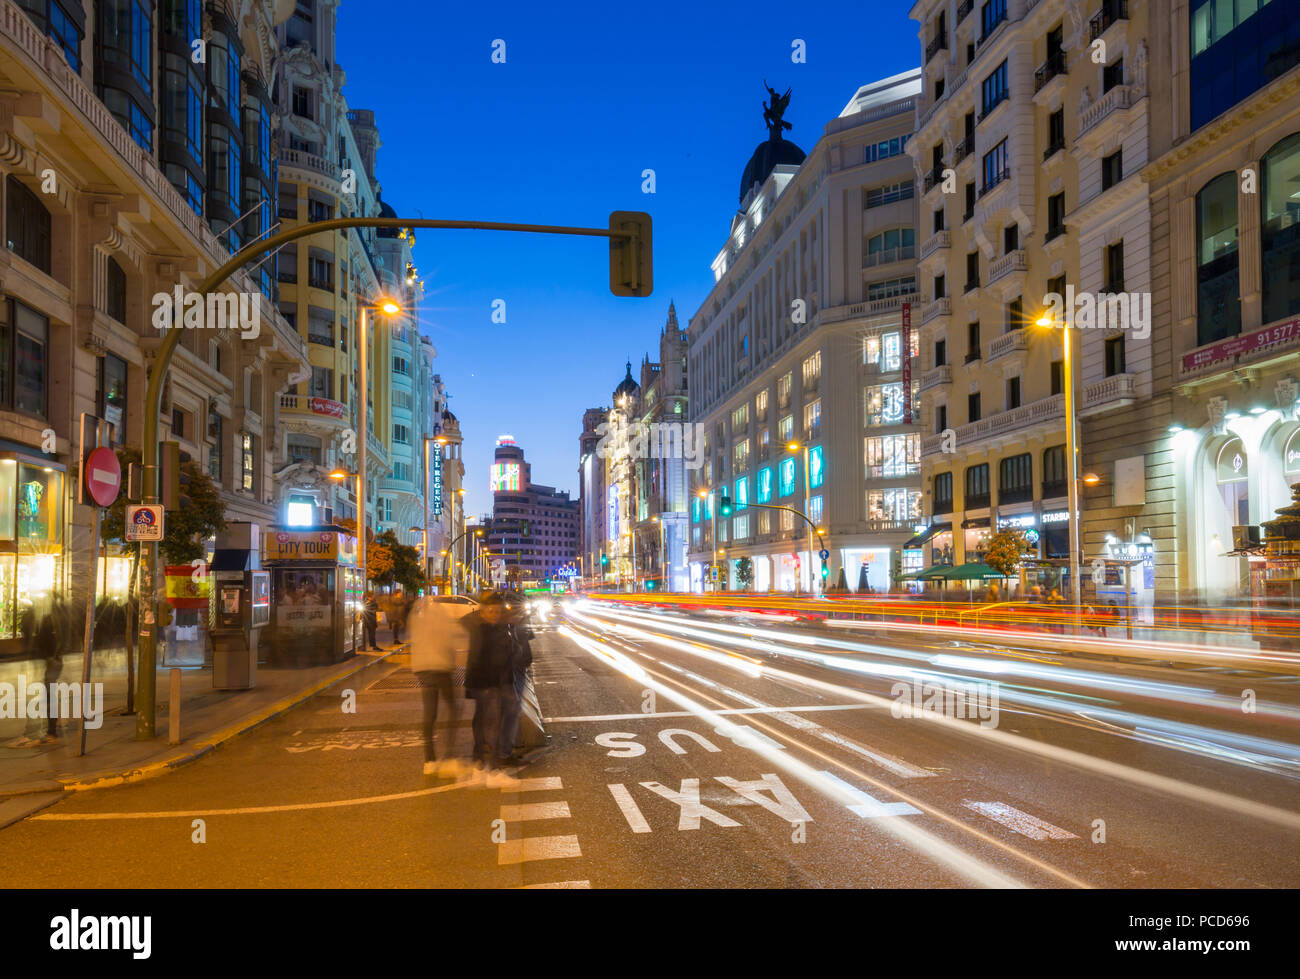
[262,526,362,667]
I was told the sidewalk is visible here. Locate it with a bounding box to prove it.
[0,642,404,813]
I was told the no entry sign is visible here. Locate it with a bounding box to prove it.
[84,447,121,507]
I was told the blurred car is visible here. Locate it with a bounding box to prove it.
[428,594,479,619]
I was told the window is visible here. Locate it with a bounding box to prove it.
[1050,359,1064,396]
[1003,224,1019,253]
[865,383,906,425]
[864,136,906,162]
[936,403,948,434]
[970,391,983,424]
[392,356,409,376]
[999,453,1032,504]
[965,251,980,291]
[808,495,823,527]
[172,407,185,440]
[307,316,333,347]
[867,276,917,301]
[1006,376,1021,410]
[1190,0,1300,131]
[1006,296,1023,332]
[240,433,255,492]
[777,371,792,406]
[864,181,915,208]
[808,445,824,489]
[292,86,313,119]
[0,299,49,416]
[98,352,127,444]
[1043,444,1067,496]
[868,488,922,522]
[933,472,954,514]
[981,60,1008,118]
[20,1,83,70]
[803,399,821,441]
[865,434,921,477]
[967,321,981,362]
[1105,241,1125,292]
[756,389,768,418]
[964,182,976,221]
[965,463,990,506]
[756,466,773,504]
[1101,149,1123,191]
[1104,335,1126,376]
[935,339,947,366]
[734,476,749,510]
[778,414,793,442]
[6,176,52,274]
[731,403,749,430]
[933,208,945,234]
[866,227,916,265]
[392,424,410,445]
[1046,108,1065,157]
[980,0,1007,41]
[1102,57,1124,93]
[934,273,947,300]
[733,438,750,472]
[1197,171,1241,344]
[308,256,333,290]
[982,139,1009,194]
[309,366,332,400]
[1261,133,1300,327]
[105,255,127,322]
[1046,192,1066,240]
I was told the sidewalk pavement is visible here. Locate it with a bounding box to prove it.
[0,642,405,824]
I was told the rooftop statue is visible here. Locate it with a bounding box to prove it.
[763,81,793,140]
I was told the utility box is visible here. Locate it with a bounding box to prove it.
[210,523,267,690]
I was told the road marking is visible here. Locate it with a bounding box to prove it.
[962,801,1078,840]
[545,703,881,722]
[641,779,741,830]
[497,835,583,865]
[511,777,563,793]
[607,783,652,833]
[813,730,934,779]
[499,802,571,822]
[817,770,921,818]
[522,880,591,889]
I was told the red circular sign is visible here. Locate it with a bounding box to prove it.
[85,447,121,508]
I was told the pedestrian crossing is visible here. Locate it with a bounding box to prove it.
[493,776,589,888]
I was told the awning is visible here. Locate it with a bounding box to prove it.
[898,564,953,581]
[903,522,952,548]
[941,562,1007,580]
[961,517,991,529]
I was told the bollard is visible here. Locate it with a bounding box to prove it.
[168,667,181,745]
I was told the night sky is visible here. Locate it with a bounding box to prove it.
[336,0,920,516]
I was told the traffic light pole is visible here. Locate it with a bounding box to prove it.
[136,215,648,739]
[723,500,827,592]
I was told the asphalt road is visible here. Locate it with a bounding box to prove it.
[3,599,1297,888]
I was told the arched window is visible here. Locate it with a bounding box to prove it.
[1262,132,1300,326]
[1196,171,1239,345]
[1216,438,1249,526]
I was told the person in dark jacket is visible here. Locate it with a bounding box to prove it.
[361,591,380,650]
[499,596,534,765]
[463,593,520,786]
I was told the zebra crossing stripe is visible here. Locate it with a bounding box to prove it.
[499,802,571,822]
[498,835,583,865]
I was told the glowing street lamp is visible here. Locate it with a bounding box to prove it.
[356,296,403,586]
[1034,307,1082,627]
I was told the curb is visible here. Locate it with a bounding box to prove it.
[0,645,405,802]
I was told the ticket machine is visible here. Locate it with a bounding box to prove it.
[210,523,269,689]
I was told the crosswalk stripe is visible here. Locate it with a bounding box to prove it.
[510,777,563,793]
[962,801,1078,840]
[522,880,591,889]
[498,835,583,865]
[499,802,571,822]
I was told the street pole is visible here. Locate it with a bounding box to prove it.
[1063,319,1082,633]
[358,307,368,595]
[804,445,815,598]
[632,531,638,592]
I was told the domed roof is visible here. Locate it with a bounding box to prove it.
[613,360,639,401]
[739,135,805,204]
[377,196,400,237]
[441,407,458,423]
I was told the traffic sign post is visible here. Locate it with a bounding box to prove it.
[126,505,165,542]
[77,415,118,756]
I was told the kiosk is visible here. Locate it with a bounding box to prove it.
[263,526,362,667]
[210,522,269,688]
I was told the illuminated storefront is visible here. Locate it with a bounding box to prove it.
[0,454,65,652]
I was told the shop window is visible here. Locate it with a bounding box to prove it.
[1216,438,1249,526]
[0,461,65,641]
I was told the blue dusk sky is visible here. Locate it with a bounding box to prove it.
[336,0,920,516]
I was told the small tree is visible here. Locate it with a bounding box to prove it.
[735,556,754,592]
[100,446,226,564]
[984,529,1033,577]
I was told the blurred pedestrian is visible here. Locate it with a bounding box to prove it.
[362,591,380,650]
[408,596,469,777]
[500,597,535,766]
[464,593,520,787]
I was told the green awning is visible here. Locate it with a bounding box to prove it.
[937,562,1008,580]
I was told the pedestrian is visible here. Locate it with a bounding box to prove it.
[362,591,380,650]
[463,593,520,787]
[499,597,535,766]
[407,595,469,777]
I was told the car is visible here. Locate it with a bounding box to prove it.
[427,594,479,619]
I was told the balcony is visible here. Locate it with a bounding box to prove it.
[964,276,980,294]
[977,91,1008,124]
[979,167,1010,199]
[964,347,982,365]
[1089,0,1128,42]
[987,249,1028,286]
[954,136,973,164]
[920,230,951,261]
[957,0,973,22]
[278,147,341,183]
[925,33,948,63]
[922,297,952,325]
[920,365,953,392]
[978,9,1008,47]
[923,165,947,194]
[1078,84,1132,139]
[1044,223,1066,243]
[865,244,917,267]
[988,328,1029,362]
[922,393,1065,456]
[1080,372,1137,415]
[1033,51,1067,93]
[1043,138,1066,161]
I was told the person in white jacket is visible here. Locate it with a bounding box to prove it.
[407,598,470,776]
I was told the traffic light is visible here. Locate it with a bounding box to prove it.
[821,558,830,580]
[609,211,653,297]
[719,493,733,517]
[160,440,191,509]
[601,552,609,567]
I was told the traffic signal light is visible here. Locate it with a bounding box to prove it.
[821,558,830,580]
[601,552,609,567]
[609,211,653,297]
[160,440,191,509]
[719,493,733,517]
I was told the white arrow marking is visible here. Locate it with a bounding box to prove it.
[817,770,921,818]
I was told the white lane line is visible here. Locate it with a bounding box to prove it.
[818,770,921,818]
[962,801,1078,840]
[544,703,881,723]
[499,802,571,822]
[511,777,563,792]
[813,730,935,779]
[522,880,591,889]
[607,783,652,833]
[497,835,583,865]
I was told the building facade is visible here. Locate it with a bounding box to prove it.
[577,405,607,587]
[487,435,578,586]
[908,0,1151,595]
[686,72,926,595]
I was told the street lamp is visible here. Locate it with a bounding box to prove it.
[357,296,403,589]
[698,486,717,593]
[1036,308,1081,629]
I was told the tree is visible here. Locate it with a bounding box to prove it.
[735,556,754,592]
[367,536,395,585]
[100,446,224,564]
[368,529,424,592]
[984,529,1033,577]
